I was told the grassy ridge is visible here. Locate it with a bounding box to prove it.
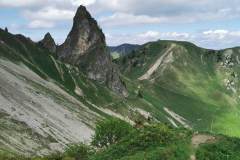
[117,40,240,137]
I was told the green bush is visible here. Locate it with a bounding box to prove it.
[91,118,133,148]
[0,151,29,160]
[32,153,64,160]
[64,143,92,160]
[196,137,240,160]
[90,123,191,160]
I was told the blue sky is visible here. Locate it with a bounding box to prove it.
[0,0,240,49]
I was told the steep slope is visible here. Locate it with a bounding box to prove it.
[0,20,155,156]
[0,28,103,155]
[57,6,127,96]
[118,40,240,137]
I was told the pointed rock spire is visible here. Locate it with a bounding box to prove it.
[57,5,128,96]
[58,5,105,59]
[39,32,56,53]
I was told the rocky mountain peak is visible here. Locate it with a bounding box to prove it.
[74,5,93,22]
[39,32,56,53]
[44,32,53,39]
[57,6,128,96]
[58,5,105,59]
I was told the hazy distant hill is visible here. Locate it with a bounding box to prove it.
[109,44,140,59]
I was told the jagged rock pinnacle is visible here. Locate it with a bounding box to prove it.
[39,32,56,53]
[58,5,105,59]
[57,6,128,96]
[75,5,92,20]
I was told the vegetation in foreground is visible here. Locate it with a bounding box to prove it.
[1,118,240,160]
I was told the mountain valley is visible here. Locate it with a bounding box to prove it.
[0,4,240,160]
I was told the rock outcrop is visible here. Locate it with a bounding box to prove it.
[4,27,8,32]
[57,5,128,96]
[39,32,57,53]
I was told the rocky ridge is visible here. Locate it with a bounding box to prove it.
[57,5,128,96]
[39,33,57,54]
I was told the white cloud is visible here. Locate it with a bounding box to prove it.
[199,29,240,48]
[138,31,160,38]
[99,13,165,27]
[203,30,229,40]
[3,0,240,28]
[93,0,239,16]
[203,30,240,40]
[71,0,96,6]
[23,6,74,29]
[28,20,55,29]
[144,31,190,39]
[19,1,96,29]
[91,0,240,25]
[0,0,41,7]
[24,7,74,21]
[0,0,95,8]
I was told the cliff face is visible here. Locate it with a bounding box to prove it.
[57,6,128,96]
[39,32,56,53]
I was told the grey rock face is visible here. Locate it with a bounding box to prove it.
[58,6,104,61]
[39,32,56,53]
[57,5,128,96]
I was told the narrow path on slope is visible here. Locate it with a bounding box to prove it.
[190,134,216,160]
[138,44,176,80]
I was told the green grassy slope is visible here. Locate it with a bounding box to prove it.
[117,40,240,137]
